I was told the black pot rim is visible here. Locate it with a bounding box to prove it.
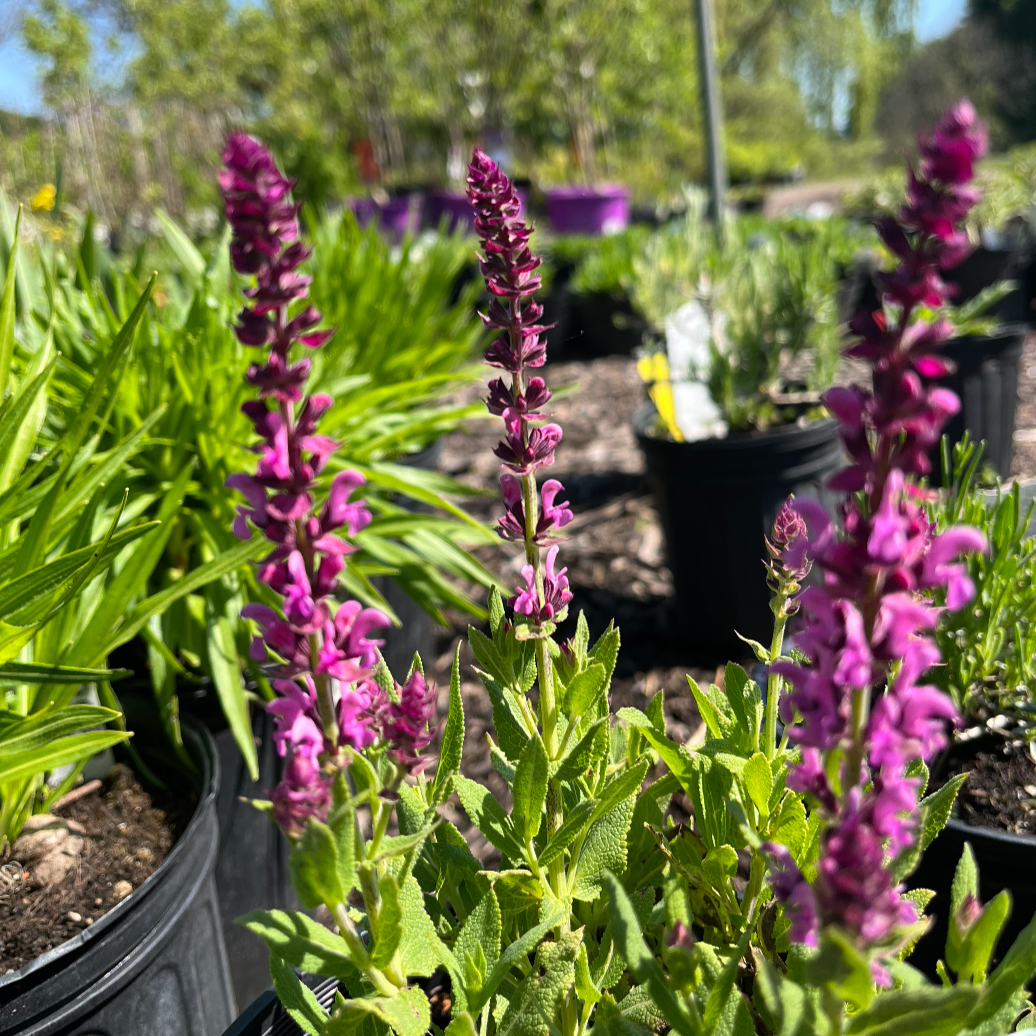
[945,815,1036,850]
[633,401,839,454]
[0,715,217,990]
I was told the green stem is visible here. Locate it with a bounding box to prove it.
[764,605,788,761]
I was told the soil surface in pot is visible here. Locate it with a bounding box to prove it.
[0,765,191,973]
[943,738,1036,836]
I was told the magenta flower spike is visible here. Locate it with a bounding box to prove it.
[764,102,989,962]
[466,148,572,627]
[221,132,394,837]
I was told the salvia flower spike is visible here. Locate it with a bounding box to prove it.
[222,132,436,837]
[466,148,572,627]
[764,100,988,967]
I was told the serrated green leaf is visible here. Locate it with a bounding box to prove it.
[498,931,580,1036]
[327,987,431,1036]
[371,873,404,968]
[845,985,981,1036]
[455,774,523,860]
[742,752,773,818]
[456,888,501,998]
[270,953,330,1036]
[603,873,701,1036]
[513,735,549,843]
[573,795,635,901]
[470,912,564,1015]
[563,663,607,717]
[555,718,608,782]
[539,798,596,868]
[239,909,360,980]
[431,644,464,806]
[289,819,346,909]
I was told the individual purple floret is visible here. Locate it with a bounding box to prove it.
[381,670,437,773]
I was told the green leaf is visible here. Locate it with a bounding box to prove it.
[920,774,968,852]
[512,734,549,843]
[539,798,596,868]
[327,988,431,1036]
[430,644,464,806]
[393,869,440,978]
[952,890,1011,983]
[0,206,21,400]
[805,928,875,1012]
[0,730,130,784]
[289,819,346,909]
[589,759,650,825]
[0,661,127,684]
[371,873,404,969]
[603,873,701,1036]
[270,953,330,1036]
[454,774,523,860]
[498,931,580,1036]
[156,208,206,282]
[845,986,981,1036]
[563,663,607,716]
[950,843,978,918]
[742,752,773,818]
[455,888,501,997]
[207,610,257,780]
[470,913,564,1015]
[555,718,608,782]
[702,931,751,1036]
[572,795,635,901]
[0,705,121,751]
[13,275,155,578]
[239,909,360,980]
[96,535,265,663]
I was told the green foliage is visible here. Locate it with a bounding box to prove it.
[0,210,244,847]
[930,438,1036,722]
[630,192,873,431]
[1,197,500,777]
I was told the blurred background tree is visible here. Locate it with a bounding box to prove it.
[1,0,1031,229]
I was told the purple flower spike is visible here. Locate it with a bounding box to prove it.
[222,133,400,833]
[467,148,573,631]
[770,102,989,961]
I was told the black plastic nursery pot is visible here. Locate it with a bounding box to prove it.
[945,243,1036,329]
[0,717,235,1036]
[634,404,843,660]
[928,326,1027,483]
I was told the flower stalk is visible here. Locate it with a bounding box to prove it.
[467,149,573,906]
[764,101,990,979]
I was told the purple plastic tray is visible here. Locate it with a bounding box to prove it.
[347,194,423,241]
[544,185,629,235]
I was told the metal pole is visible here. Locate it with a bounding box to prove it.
[692,0,727,245]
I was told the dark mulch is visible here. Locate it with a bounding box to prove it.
[0,766,190,974]
[944,740,1036,837]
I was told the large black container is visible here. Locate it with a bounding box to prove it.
[213,710,298,1010]
[634,404,843,660]
[0,719,235,1036]
[909,820,1036,981]
[930,327,1027,482]
[946,243,1035,329]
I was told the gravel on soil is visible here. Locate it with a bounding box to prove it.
[0,766,190,974]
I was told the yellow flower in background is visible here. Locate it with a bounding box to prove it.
[30,184,56,213]
[636,352,683,442]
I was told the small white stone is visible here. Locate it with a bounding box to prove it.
[113,880,133,900]
[66,911,82,923]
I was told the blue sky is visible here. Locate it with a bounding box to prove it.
[0,0,970,117]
